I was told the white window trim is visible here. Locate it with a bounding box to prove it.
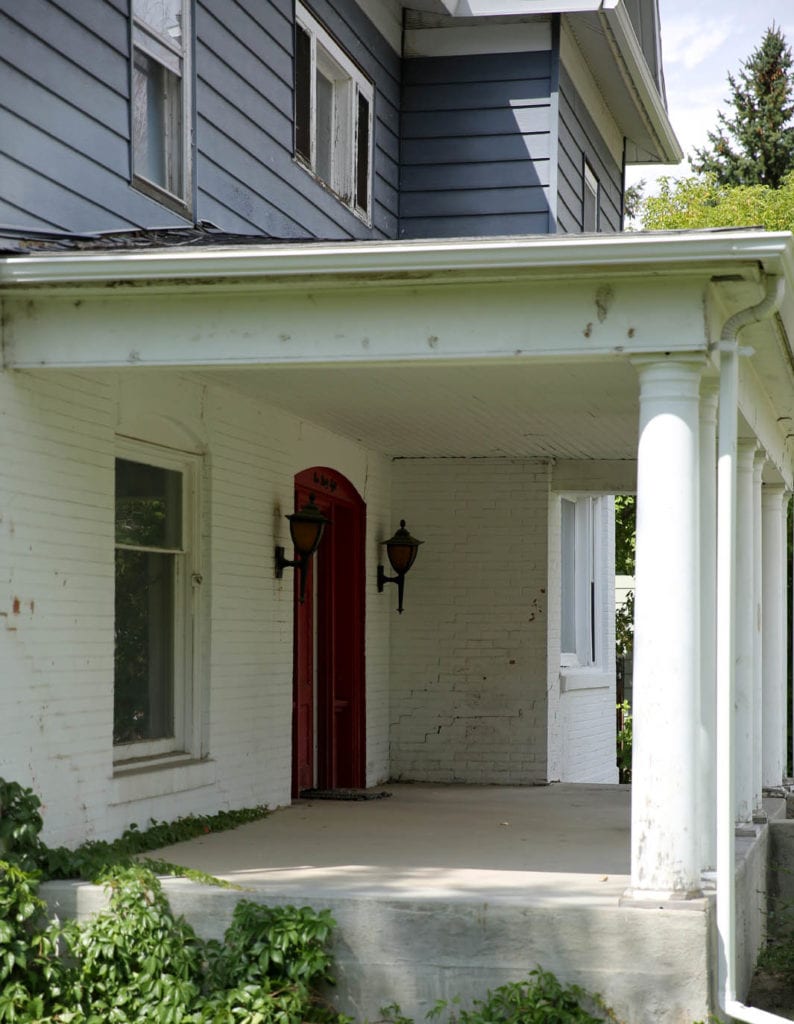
[295,2,374,224]
[131,0,193,216]
[560,494,607,672]
[583,160,600,232]
[113,437,202,766]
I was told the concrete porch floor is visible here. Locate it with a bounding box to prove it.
[150,782,633,904]
[45,783,721,1023]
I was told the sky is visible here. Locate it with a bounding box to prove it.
[626,0,794,192]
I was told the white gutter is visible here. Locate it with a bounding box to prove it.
[1,230,793,291]
[717,275,787,1024]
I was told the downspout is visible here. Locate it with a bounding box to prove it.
[716,274,786,1024]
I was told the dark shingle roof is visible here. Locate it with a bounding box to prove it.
[0,224,303,256]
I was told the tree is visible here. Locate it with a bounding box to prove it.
[691,25,794,188]
[639,172,794,232]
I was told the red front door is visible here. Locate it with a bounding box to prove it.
[291,468,366,795]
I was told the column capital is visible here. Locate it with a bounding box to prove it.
[737,438,760,465]
[633,357,706,404]
[762,483,788,508]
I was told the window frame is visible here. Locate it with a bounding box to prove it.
[294,2,374,224]
[113,438,200,766]
[560,495,603,670]
[130,0,193,217]
[583,159,600,233]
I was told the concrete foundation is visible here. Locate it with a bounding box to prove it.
[39,785,778,1024]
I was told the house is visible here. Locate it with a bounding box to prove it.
[2,2,794,1021]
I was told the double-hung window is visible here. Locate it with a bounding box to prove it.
[131,0,192,213]
[114,443,198,761]
[560,496,600,668]
[294,2,374,222]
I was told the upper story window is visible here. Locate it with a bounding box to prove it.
[583,161,600,232]
[294,3,374,222]
[131,0,192,215]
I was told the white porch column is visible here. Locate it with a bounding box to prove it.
[735,440,757,823]
[699,381,719,870]
[630,358,702,898]
[762,485,788,790]
[752,452,766,813]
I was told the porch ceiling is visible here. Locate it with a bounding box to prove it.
[199,357,642,460]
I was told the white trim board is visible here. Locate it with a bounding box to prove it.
[351,0,403,54]
[559,20,623,167]
[405,20,551,57]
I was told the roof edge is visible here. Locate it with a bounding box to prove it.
[1,231,792,291]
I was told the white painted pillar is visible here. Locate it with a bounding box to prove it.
[699,381,719,870]
[735,440,757,823]
[752,452,766,814]
[762,485,788,790]
[630,358,702,898]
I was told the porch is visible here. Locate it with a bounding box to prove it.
[46,782,732,1024]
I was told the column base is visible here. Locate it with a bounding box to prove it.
[620,886,706,907]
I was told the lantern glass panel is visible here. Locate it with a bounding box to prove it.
[291,519,323,555]
[388,543,416,575]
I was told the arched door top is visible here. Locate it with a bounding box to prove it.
[295,467,365,509]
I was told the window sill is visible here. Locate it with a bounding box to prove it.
[560,666,613,693]
[131,174,192,220]
[111,755,216,805]
[293,157,372,227]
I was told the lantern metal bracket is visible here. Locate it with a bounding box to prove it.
[377,564,407,614]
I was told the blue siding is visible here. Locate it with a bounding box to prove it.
[0,0,186,231]
[0,0,400,238]
[556,65,623,234]
[195,0,400,240]
[399,51,553,239]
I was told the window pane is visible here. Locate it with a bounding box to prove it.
[583,165,599,232]
[356,91,369,212]
[134,0,182,45]
[132,50,182,194]
[116,459,182,549]
[295,24,312,162]
[315,67,334,184]
[561,499,576,653]
[114,549,174,744]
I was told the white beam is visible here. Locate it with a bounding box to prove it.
[2,279,710,370]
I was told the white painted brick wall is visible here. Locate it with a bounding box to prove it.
[389,459,551,784]
[0,368,391,846]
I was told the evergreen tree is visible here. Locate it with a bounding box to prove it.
[691,25,794,188]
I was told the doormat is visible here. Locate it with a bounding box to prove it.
[299,788,392,801]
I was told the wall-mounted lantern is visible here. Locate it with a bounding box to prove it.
[275,494,329,603]
[377,520,423,614]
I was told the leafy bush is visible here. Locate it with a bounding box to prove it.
[0,860,347,1024]
[382,969,619,1024]
[0,775,268,885]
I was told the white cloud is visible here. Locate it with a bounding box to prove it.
[661,15,733,70]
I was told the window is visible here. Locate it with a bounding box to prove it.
[583,161,599,232]
[114,443,199,761]
[294,3,374,221]
[131,0,191,213]
[560,496,599,667]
